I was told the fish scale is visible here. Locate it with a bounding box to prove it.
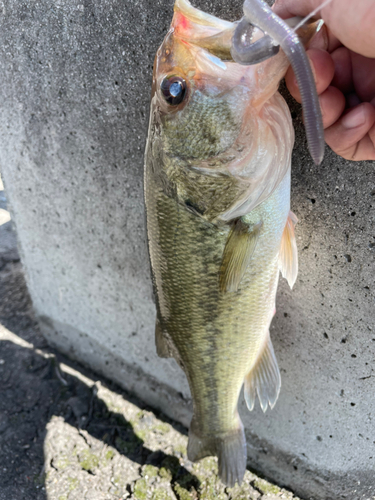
[164,90,240,159]
[145,161,290,445]
[144,0,311,487]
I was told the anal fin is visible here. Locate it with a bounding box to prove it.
[244,331,281,412]
[220,219,263,292]
[279,210,298,289]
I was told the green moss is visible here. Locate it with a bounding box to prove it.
[67,477,80,491]
[56,457,70,470]
[197,474,226,500]
[105,401,122,413]
[159,467,173,481]
[136,410,145,420]
[79,450,99,471]
[142,465,159,478]
[199,483,226,500]
[135,429,147,441]
[173,443,186,456]
[112,475,121,485]
[173,484,194,500]
[134,478,148,500]
[253,478,281,495]
[152,488,173,500]
[58,496,67,500]
[153,422,171,435]
[200,457,217,471]
[105,449,115,461]
[230,485,257,500]
[194,457,217,481]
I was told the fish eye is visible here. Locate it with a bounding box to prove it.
[161,76,187,106]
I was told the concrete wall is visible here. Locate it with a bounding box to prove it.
[0,1,374,498]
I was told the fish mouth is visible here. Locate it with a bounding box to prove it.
[153,0,250,107]
[172,0,236,61]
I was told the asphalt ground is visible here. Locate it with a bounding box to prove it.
[0,177,301,500]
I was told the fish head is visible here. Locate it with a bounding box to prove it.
[151,1,252,162]
[148,0,316,219]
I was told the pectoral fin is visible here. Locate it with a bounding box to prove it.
[220,219,263,292]
[244,331,281,413]
[279,210,298,289]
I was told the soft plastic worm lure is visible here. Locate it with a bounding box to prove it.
[231,17,280,65]
[231,0,325,165]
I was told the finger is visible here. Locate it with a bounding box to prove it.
[274,0,375,58]
[351,52,375,103]
[346,93,361,108]
[306,23,341,53]
[349,133,375,161]
[332,49,375,102]
[273,0,325,19]
[285,48,334,102]
[331,47,353,94]
[319,86,345,128]
[324,103,375,160]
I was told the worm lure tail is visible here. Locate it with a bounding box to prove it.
[231,0,325,165]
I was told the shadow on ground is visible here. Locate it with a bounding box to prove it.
[0,259,200,499]
[0,183,298,500]
[0,181,201,499]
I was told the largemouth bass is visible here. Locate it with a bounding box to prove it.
[144,0,313,487]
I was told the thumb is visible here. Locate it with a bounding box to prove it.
[273,0,375,58]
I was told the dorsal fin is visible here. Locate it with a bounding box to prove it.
[279,210,298,289]
[220,219,263,292]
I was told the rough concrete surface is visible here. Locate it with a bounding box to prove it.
[0,0,374,498]
[0,189,300,500]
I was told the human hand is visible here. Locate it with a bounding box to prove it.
[273,0,375,161]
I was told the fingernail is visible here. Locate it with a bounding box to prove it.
[309,25,328,51]
[342,106,366,129]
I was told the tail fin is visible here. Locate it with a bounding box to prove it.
[187,420,247,487]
